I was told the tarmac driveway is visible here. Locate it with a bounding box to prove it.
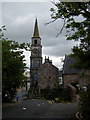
[2,99,78,120]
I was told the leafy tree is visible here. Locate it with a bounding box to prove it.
[0,25,6,40]
[50,1,90,70]
[79,85,90,120]
[40,85,71,102]
[50,2,90,118]
[2,39,30,102]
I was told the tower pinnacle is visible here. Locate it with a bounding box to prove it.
[33,18,40,38]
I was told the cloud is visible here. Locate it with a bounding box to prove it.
[14,15,30,25]
[2,0,49,2]
[42,55,64,69]
[2,2,77,68]
[23,50,31,68]
[43,40,73,57]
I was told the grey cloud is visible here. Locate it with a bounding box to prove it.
[2,2,77,68]
[43,41,74,57]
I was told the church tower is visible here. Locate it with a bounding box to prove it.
[30,19,42,87]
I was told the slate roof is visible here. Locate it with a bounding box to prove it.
[63,55,79,75]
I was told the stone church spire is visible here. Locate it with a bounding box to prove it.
[33,18,40,38]
[30,19,42,86]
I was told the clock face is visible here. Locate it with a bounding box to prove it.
[32,48,39,54]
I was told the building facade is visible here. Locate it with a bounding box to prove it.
[63,55,80,86]
[30,19,59,89]
[30,19,42,87]
[38,57,59,89]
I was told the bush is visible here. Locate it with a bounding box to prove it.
[79,85,90,120]
[62,87,72,102]
[40,87,53,99]
[40,85,72,102]
[55,97,62,103]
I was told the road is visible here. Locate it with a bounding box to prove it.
[2,99,78,120]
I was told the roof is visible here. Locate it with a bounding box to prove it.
[39,58,59,72]
[63,55,79,75]
[32,18,40,38]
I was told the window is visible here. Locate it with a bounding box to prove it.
[34,73,38,81]
[49,77,51,79]
[34,40,37,45]
[34,60,39,68]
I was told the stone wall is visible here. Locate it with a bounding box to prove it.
[63,74,78,85]
[38,62,59,89]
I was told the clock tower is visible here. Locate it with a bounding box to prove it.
[30,19,42,87]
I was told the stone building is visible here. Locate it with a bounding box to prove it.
[30,19,59,90]
[38,57,59,89]
[63,55,80,86]
[62,55,80,100]
[62,55,90,100]
[63,55,90,86]
[30,19,42,87]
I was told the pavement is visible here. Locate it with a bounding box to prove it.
[2,99,78,120]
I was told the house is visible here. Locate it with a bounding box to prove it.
[62,55,81,100]
[63,55,80,86]
[38,56,59,89]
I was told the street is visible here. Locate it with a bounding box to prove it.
[2,99,78,120]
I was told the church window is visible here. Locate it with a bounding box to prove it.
[34,40,37,45]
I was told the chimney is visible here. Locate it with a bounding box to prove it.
[45,56,49,63]
[49,60,52,64]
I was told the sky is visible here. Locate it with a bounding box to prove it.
[2,1,77,70]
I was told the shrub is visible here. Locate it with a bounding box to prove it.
[55,97,62,103]
[62,87,72,102]
[40,85,72,102]
[79,84,90,120]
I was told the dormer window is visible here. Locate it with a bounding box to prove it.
[34,40,37,45]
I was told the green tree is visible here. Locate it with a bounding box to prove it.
[2,38,30,102]
[50,1,90,118]
[2,39,30,102]
[50,1,90,70]
[79,85,90,120]
[0,25,6,40]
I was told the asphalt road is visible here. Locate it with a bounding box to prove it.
[2,99,78,120]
